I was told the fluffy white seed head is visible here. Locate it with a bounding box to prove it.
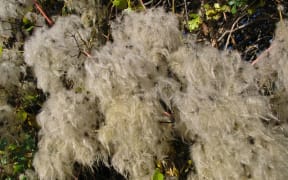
[24,15,91,93]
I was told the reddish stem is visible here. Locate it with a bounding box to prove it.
[163,111,172,117]
[251,44,275,65]
[33,0,54,26]
[82,51,92,58]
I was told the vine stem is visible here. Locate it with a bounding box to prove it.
[251,44,275,65]
[32,0,54,26]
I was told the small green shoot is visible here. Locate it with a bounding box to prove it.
[22,17,34,32]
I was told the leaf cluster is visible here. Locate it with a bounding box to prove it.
[0,88,45,178]
[186,0,267,32]
[186,2,231,32]
[0,134,36,179]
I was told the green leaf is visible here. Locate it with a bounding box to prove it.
[214,3,220,9]
[25,26,34,32]
[112,0,120,6]
[212,14,221,20]
[188,20,199,31]
[8,144,17,151]
[247,8,254,15]
[220,5,231,12]
[112,0,128,9]
[24,94,38,102]
[18,156,27,161]
[16,110,28,122]
[23,134,35,151]
[203,3,211,10]
[13,163,25,174]
[187,14,202,32]
[205,9,216,16]
[22,17,30,25]
[152,168,164,180]
[231,5,237,14]
[22,17,34,32]
[189,13,199,19]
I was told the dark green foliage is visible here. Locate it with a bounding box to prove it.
[1,84,46,178]
[0,134,36,179]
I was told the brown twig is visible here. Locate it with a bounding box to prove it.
[33,0,54,26]
[218,22,249,42]
[224,14,246,50]
[70,33,94,58]
[219,16,277,43]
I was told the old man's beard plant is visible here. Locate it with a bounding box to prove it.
[23,7,288,180]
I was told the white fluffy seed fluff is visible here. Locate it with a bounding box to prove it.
[33,90,107,180]
[85,9,181,178]
[22,8,288,180]
[0,0,33,90]
[24,15,91,93]
[168,45,288,180]
[0,0,33,39]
